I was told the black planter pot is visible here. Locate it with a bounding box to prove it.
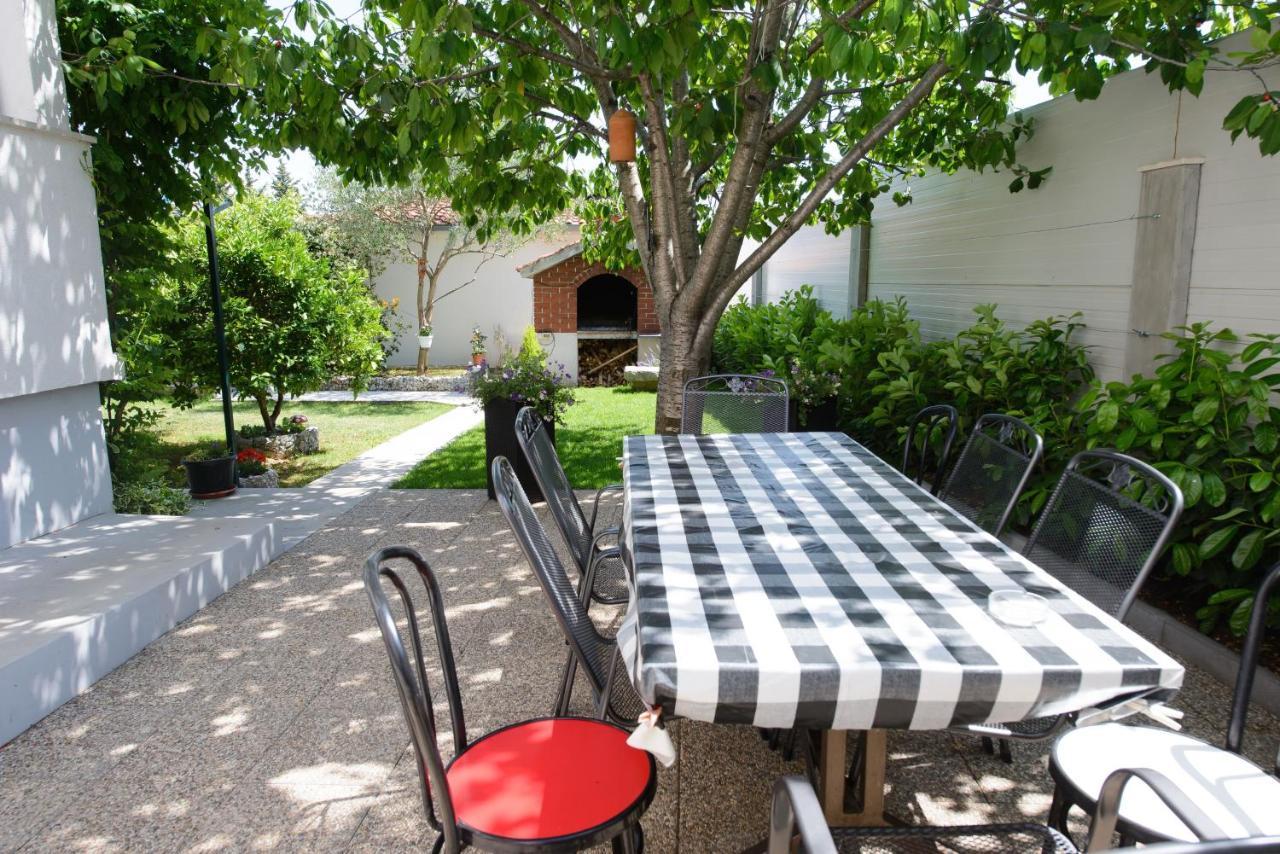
[183,455,238,499]
[790,396,841,431]
[484,398,553,501]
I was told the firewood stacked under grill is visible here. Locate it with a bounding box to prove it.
[578,339,637,387]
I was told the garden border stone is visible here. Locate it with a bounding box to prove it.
[235,426,319,457]
[323,373,466,392]
[237,469,279,488]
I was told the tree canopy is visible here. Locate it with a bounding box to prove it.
[60,0,1280,429]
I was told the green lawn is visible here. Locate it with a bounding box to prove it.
[137,400,451,487]
[395,387,656,489]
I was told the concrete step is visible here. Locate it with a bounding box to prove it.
[0,513,276,745]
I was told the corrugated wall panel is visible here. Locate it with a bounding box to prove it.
[867,32,1279,382]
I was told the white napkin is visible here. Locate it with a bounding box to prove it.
[626,707,676,767]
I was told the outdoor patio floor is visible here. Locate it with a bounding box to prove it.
[2,488,1277,852]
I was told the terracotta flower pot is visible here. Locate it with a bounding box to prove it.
[472,353,486,366]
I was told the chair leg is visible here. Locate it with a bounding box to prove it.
[980,736,995,755]
[997,737,1013,764]
[611,824,643,854]
[1048,786,1070,834]
[554,647,578,715]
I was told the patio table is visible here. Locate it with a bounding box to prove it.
[617,431,1184,826]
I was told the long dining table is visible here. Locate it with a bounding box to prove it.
[617,431,1185,826]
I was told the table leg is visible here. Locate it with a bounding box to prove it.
[819,729,888,827]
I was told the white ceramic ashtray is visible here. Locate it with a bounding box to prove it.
[988,590,1049,627]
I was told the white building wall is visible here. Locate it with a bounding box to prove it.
[373,229,577,368]
[0,0,117,549]
[866,31,1280,382]
[759,225,853,316]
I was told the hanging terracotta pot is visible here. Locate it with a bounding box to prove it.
[609,108,637,163]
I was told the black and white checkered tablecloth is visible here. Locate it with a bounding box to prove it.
[618,432,1184,730]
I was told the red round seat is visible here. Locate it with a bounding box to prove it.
[447,717,655,844]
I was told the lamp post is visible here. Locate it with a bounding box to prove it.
[203,199,236,455]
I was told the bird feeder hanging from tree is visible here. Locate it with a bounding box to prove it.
[609,108,637,162]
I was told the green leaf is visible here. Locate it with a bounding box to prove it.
[1130,407,1158,433]
[1202,472,1227,507]
[1191,398,1218,425]
[1255,422,1278,455]
[1199,525,1239,560]
[1250,471,1274,492]
[1232,529,1265,570]
[1094,400,1120,433]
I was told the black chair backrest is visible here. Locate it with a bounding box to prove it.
[901,404,959,494]
[1023,449,1184,619]
[363,546,467,853]
[1228,561,1280,767]
[681,373,790,434]
[939,413,1044,536]
[492,455,614,698]
[514,405,593,572]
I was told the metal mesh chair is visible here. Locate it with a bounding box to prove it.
[767,769,1256,853]
[362,546,654,853]
[492,456,646,726]
[681,373,789,434]
[901,404,959,495]
[1024,449,1184,620]
[958,449,1184,762]
[938,413,1044,536]
[514,406,628,606]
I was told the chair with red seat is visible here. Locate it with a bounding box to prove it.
[364,545,656,853]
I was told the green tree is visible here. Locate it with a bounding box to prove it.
[309,170,528,372]
[271,161,296,199]
[59,0,1280,430]
[277,1,1278,431]
[165,193,388,432]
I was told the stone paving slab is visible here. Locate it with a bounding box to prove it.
[0,488,1275,852]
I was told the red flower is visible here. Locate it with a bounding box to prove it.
[237,448,267,464]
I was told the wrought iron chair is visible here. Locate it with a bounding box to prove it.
[767,770,1276,853]
[681,373,790,434]
[938,412,1044,537]
[1047,561,1280,846]
[493,456,647,726]
[514,406,628,607]
[363,545,654,854]
[960,449,1185,761]
[900,404,959,494]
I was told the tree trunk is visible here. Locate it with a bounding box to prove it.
[416,270,441,373]
[255,392,276,433]
[654,321,711,434]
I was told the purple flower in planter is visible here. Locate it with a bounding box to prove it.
[289,414,308,425]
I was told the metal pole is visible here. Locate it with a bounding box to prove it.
[203,201,236,455]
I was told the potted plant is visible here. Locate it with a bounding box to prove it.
[418,324,434,349]
[784,361,842,430]
[470,325,488,366]
[472,341,574,500]
[181,443,237,499]
[235,448,279,488]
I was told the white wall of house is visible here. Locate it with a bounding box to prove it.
[373,227,578,368]
[0,0,117,549]
[866,32,1280,382]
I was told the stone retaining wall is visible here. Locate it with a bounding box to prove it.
[323,374,467,392]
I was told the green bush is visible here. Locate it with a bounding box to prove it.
[712,286,839,375]
[166,192,389,433]
[1078,325,1280,635]
[112,478,191,515]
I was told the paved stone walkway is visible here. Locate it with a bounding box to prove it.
[1,489,1275,852]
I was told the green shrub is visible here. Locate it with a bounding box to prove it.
[166,192,389,433]
[112,478,191,515]
[1078,324,1280,634]
[712,286,838,375]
